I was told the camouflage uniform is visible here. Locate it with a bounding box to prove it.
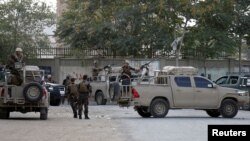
[6,51,24,85]
[92,66,102,81]
[67,79,79,118]
[121,64,136,92]
[78,76,92,119]
[63,76,71,105]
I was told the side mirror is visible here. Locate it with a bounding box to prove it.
[208,84,217,88]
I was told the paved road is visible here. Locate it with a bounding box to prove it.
[0,104,250,141]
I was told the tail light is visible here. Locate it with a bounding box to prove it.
[132,88,140,98]
[43,88,47,98]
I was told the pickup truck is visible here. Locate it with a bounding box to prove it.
[91,66,141,105]
[91,73,121,105]
[118,66,250,118]
[215,74,250,110]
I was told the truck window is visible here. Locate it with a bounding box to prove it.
[228,76,239,85]
[174,76,191,87]
[194,77,213,88]
[215,76,228,85]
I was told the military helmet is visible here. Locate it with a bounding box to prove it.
[15,47,23,52]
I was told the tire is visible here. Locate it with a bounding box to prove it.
[23,83,43,102]
[40,107,48,120]
[96,91,107,105]
[109,83,120,101]
[0,108,10,119]
[206,109,221,117]
[137,107,151,118]
[150,99,169,118]
[219,99,238,118]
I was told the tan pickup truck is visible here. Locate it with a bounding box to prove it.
[118,66,250,118]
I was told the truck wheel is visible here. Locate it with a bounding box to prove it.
[150,99,169,118]
[23,83,43,102]
[40,107,48,120]
[220,99,238,118]
[137,107,151,118]
[96,91,107,105]
[0,108,10,119]
[206,109,221,117]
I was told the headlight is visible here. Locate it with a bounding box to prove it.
[237,90,249,96]
[48,86,54,91]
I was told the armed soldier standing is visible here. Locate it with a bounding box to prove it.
[78,75,91,119]
[67,78,79,118]
[121,60,139,81]
[62,75,71,105]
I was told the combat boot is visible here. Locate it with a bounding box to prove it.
[74,114,77,118]
[84,115,90,119]
[79,115,82,119]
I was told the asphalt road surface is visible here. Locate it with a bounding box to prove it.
[1,104,250,141]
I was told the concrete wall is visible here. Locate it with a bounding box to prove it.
[27,58,250,84]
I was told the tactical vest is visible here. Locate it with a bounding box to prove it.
[69,84,78,97]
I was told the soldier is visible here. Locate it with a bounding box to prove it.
[47,74,56,83]
[92,60,102,81]
[121,60,139,80]
[67,78,79,118]
[6,47,25,86]
[77,75,91,119]
[62,75,71,105]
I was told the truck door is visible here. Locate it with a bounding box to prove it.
[193,76,219,108]
[171,76,194,107]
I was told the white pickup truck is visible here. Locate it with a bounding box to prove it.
[118,66,250,118]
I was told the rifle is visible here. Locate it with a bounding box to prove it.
[140,60,154,70]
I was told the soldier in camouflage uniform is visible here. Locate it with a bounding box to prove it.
[67,78,79,118]
[77,75,91,119]
[62,75,71,105]
[121,60,139,80]
[6,48,24,85]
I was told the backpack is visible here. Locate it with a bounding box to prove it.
[78,82,89,93]
[69,84,78,96]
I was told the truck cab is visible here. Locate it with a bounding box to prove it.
[215,74,250,110]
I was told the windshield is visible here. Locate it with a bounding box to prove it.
[24,70,44,83]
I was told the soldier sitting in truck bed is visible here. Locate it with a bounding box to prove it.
[6,47,25,86]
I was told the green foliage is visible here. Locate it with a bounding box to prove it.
[56,0,249,59]
[0,0,55,63]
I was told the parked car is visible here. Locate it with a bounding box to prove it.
[45,82,65,106]
[118,66,250,118]
[214,73,250,110]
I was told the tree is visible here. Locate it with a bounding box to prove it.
[0,0,55,63]
[230,0,250,72]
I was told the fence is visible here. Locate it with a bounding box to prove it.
[30,47,229,59]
